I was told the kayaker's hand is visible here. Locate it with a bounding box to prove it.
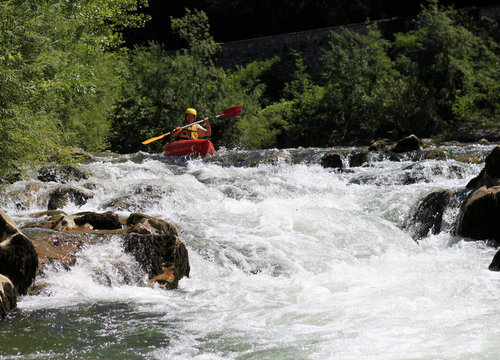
[204,117,210,126]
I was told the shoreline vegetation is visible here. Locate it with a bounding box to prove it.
[1,0,499,180]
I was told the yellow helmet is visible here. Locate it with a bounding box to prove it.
[185,108,197,117]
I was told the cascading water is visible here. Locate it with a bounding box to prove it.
[1,145,499,359]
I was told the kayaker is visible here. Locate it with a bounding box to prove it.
[172,108,211,141]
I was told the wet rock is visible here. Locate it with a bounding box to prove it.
[5,183,43,210]
[349,150,369,167]
[466,146,500,189]
[0,274,17,317]
[124,213,189,289]
[422,149,446,161]
[457,185,500,242]
[321,152,343,169]
[47,186,94,210]
[26,229,89,272]
[458,146,500,243]
[406,190,453,241]
[70,148,93,163]
[392,134,420,153]
[0,210,38,295]
[368,139,388,152]
[38,165,90,183]
[25,211,189,290]
[488,250,500,271]
[455,155,481,164]
[104,185,169,212]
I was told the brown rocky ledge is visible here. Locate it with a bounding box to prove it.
[0,210,190,317]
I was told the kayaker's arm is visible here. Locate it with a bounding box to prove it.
[197,118,211,138]
[171,127,183,139]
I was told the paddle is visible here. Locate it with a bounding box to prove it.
[142,106,242,145]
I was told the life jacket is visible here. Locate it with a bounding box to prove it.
[177,124,198,140]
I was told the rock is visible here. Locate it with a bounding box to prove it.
[104,185,169,212]
[0,274,17,317]
[25,211,189,290]
[466,146,500,189]
[455,146,500,249]
[26,229,89,272]
[38,165,90,183]
[321,152,343,169]
[50,211,124,232]
[455,155,481,164]
[422,149,446,161]
[392,134,420,153]
[489,249,500,271]
[457,185,500,242]
[124,213,189,289]
[406,190,453,240]
[70,148,93,163]
[0,210,38,295]
[368,139,388,152]
[5,183,43,210]
[47,186,94,210]
[349,150,369,167]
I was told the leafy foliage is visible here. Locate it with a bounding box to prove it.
[0,0,147,178]
[109,9,274,153]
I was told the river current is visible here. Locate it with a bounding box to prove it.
[0,145,499,359]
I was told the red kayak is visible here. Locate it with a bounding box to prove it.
[163,139,215,157]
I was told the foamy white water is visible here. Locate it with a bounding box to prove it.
[1,146,498,359]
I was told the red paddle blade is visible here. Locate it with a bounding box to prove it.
[219,105,241,118]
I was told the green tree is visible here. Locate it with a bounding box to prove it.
[320,25,403,143]
[0,0,148,178]
[392,0,500,136]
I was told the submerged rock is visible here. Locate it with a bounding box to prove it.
[47,186,94,210]
[421,149,447,161]
[38,165,90,183]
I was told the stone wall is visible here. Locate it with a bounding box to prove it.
[216,6,500,83]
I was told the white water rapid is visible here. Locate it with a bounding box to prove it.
[1,145,499,359]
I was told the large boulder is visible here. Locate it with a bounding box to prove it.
[321,152,343,169]
[406,190,453,241]
[457,186,500,242]
[26,211,189,290]
[489,250,500,271]
[457,146,500,243]
[349,150,369,167]
[123,213,190,289]
[392,134,420,153]
[0,274,17,317]
[465,146,500,190]
[0,210,38,295]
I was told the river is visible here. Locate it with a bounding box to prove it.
[0,145,499,359]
